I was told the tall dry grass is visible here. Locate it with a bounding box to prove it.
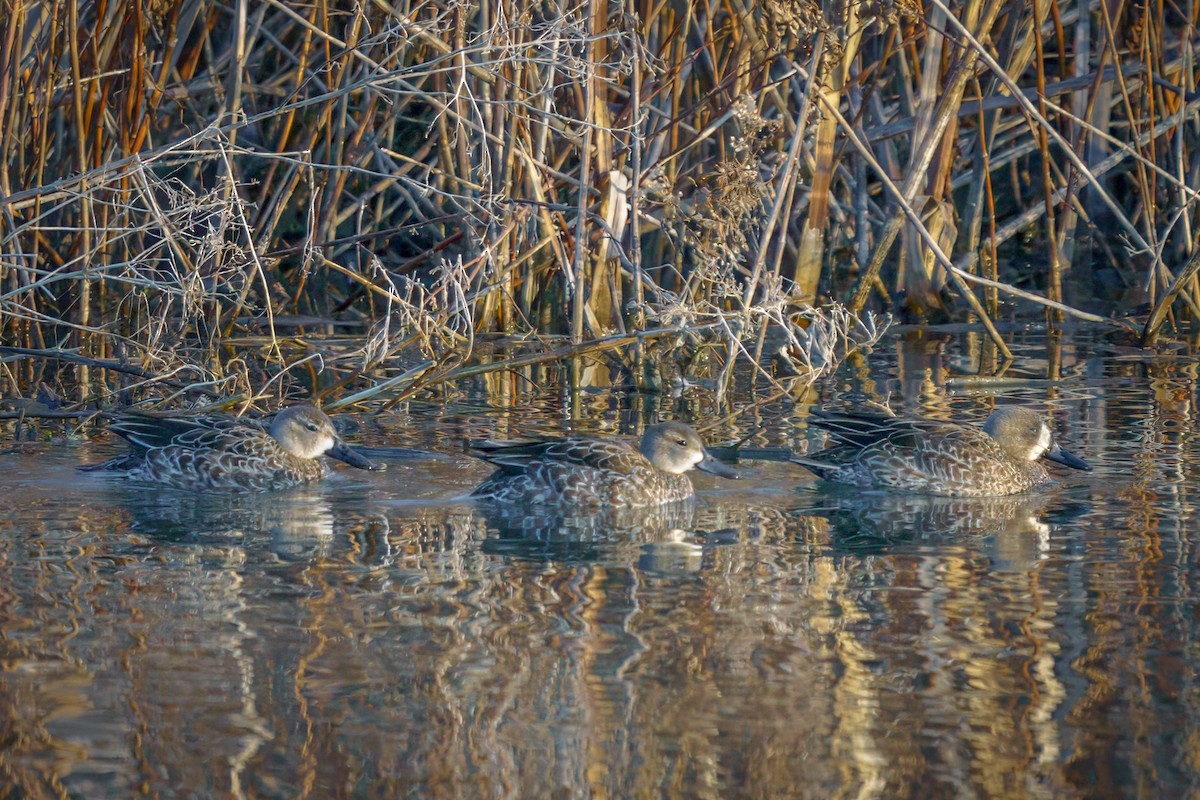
[0,0,1196,409]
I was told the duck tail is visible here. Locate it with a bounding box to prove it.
[790,455,838,480]
[79,454,141,472]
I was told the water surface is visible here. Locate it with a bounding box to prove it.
[2,330,1196,798]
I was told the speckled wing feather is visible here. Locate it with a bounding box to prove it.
[810,411,963,450]
[108,412,267,453]
[96,413,316,490]
[801,412,1028,495]
[83,408,343,491]
[795,412,949,483]
[83,413,246,472]
[469,436,646,475]
[860,427,993,487]
[799,408,1063,496]
[470,432,700,507]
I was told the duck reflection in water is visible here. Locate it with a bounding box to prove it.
[109,482,393,563]
[792,490,1090,569]
[476,500,691,564]
[475,491,766,576]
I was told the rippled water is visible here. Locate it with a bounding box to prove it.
[2,329,1198,798]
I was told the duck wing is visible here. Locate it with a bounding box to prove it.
[108,412,266,453]
[810,410,965,450]
[469,436,643,475]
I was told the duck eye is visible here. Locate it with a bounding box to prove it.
[306,421,320,432]
[676,438,688,446]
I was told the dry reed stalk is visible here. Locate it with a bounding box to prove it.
[791,7,852,304]
[1,0,1197,415]
[850,0,1008,315]
[940,3,1182,259]
[1031,0,1064,321]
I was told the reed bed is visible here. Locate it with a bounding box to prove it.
[0,0,1196,410]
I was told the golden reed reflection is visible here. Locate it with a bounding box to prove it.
[2,331,1200,795]
[1,489,1089,797]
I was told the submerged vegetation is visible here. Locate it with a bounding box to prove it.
[0,0,1196,410]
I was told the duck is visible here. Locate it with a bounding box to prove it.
[82,404,382,491]
[469,421,739,508]
[792,406,1090,497]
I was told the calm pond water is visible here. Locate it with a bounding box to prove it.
[2,328,1198,798]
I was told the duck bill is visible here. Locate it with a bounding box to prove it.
[696,451,740,480]
[328,441,385,471]
[1043,442,1091,471]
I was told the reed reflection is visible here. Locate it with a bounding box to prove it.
[6,328,1200,796]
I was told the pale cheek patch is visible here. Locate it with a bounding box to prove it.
[1026,426,1051,460]
[663,453,697,475]
[301,433,334,459]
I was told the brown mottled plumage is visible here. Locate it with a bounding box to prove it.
[469,421,739,508]
[793,407,1091,497]
[83,405,381,491]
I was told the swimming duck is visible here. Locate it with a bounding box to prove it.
[83,404,382,491]
[792,406,1090,497]
[469,421,739,508]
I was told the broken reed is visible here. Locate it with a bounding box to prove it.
[0,0,1197,405]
